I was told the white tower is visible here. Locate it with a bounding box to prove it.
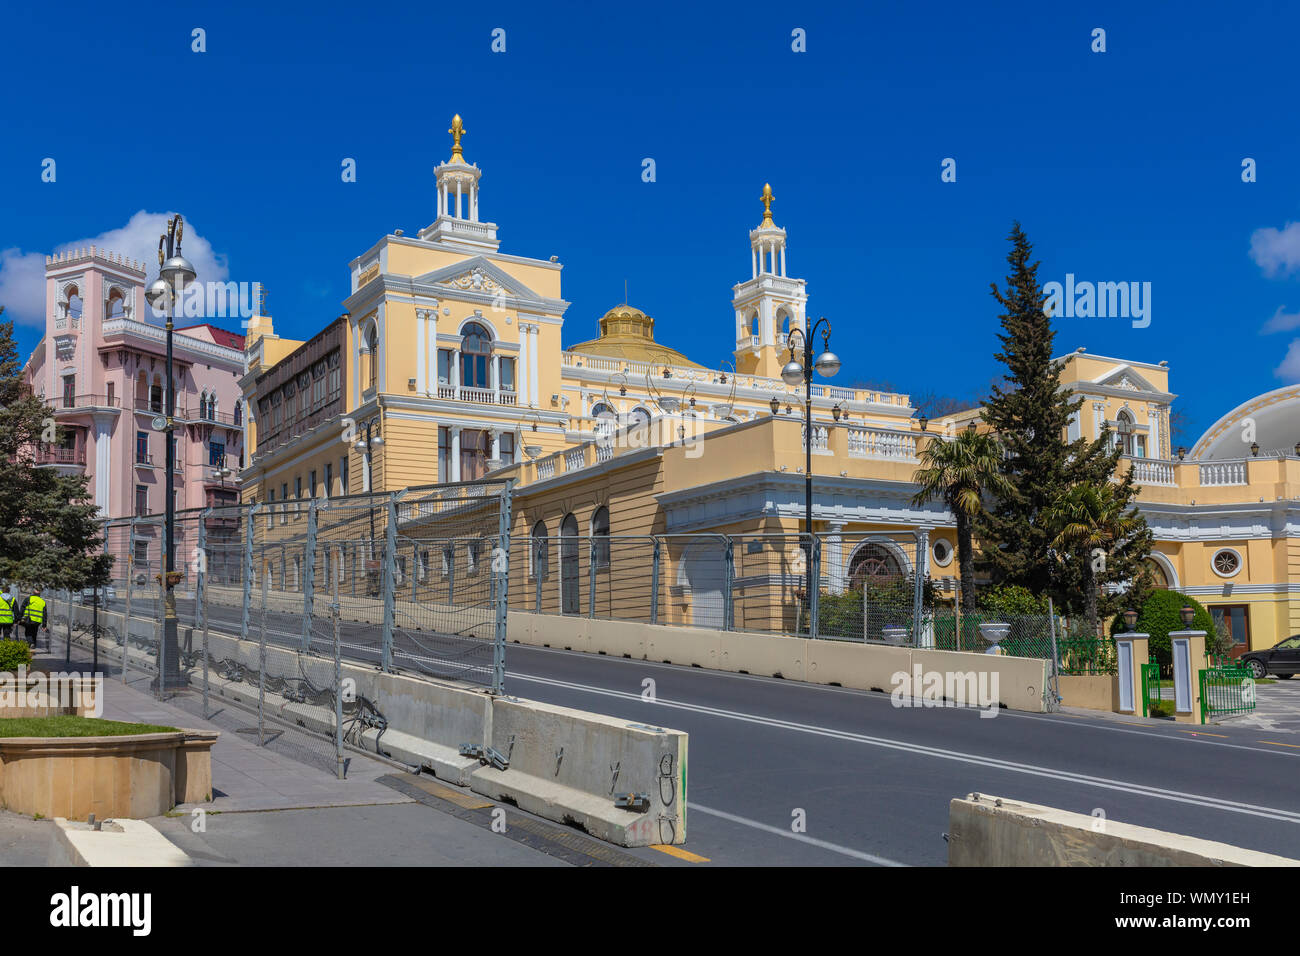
[732,183,807,377]
[418,114,501,253]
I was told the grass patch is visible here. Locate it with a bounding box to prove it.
[0,716,178,738]
[1147,699,1177,719]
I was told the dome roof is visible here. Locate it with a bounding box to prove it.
[565,305,704,369]
[1191,384,1300,459]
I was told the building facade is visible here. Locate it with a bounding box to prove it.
[239,116,1300,654]
[21,246,247,527]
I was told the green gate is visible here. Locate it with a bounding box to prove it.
[1199,663,1256,723]
[1140,657,1163,718]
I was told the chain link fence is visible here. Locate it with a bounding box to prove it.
[69,480,511,775]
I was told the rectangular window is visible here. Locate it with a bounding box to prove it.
[135,485,149,516]
[438,427,450,482]
[63,377,76,408]
[500,357,515,392]
[1210,605,1251,647]
[295,476,303,517]
[328,351,341,401]
[136,431,149,464]
[309,470,317,499]
[281,483,289,524]
[134,541,148,571]
[209,440,225,467]
[106,382,115,407]
[325,463,333,499]
[340,456,349,494]
[268,488,276,529]
[499,433,515,466]
[437,350,452,385]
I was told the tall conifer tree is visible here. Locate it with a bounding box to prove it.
[976,225,1153,618]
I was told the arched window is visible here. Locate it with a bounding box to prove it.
[365,325,378,389]
[1142,558,1169,589]
[460,322,492,389]
[628,406,651,429]
[560,513,580,615]
[847,543,905,590]
[1114,409,1145,457]
[234,401,243,426]
[65,285,83,319]
[106,288,126,319]
[591,402,616,438]
[531,520,549,580]
[591,506,610,569]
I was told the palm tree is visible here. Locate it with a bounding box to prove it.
[911,429,1014,611]
[1045,482,1143,636]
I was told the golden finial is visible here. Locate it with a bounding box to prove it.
[760,183,775,226]
[449,114,467,163]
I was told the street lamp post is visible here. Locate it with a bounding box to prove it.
[780,317,841,609]
[354,420,384,595]
[144,215,196,691]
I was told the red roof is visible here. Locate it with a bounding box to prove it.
[175,323,246,350]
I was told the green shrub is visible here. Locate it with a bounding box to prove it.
[977,584,1049,616]
[1109,590,1215,666]
[0,640,33,673]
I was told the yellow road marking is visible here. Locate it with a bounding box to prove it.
[407,775,494,809]
[1260,740,1300,749]
[649,844,711,863]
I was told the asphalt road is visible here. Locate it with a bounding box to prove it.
[81,597,1300,866]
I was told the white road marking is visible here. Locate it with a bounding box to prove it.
[687,803,906,866]
[511,671,1300,825]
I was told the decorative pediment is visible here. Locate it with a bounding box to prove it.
[414,256,541,302]
[1093,364,1159,394]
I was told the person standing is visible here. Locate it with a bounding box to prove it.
[18,587,46,645]
[0,587,14,640]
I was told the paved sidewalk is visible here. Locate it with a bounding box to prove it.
[16,649,569,866]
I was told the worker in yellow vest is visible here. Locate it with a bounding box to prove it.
[19,587,46,645]
[0,588,14,640]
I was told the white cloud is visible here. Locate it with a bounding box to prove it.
[1277,339,1300,382]
[0,211,229,327]
[1250,221,1300,278]
[1261,305,1300,334]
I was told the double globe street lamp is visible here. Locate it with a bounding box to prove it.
[780,316,841,606]
[144,215,196,691]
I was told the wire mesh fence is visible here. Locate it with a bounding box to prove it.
[70,480,512,776]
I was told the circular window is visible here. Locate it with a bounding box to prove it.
[1211,548,1242,578]
[931,538,954,567]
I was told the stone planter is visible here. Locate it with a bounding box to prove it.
[977,622,1011,655]
[0,729,217,819]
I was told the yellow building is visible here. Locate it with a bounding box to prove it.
[239,116,1300,654]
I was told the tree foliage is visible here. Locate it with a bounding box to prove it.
[975,224,1153,617]
[0,309,111,589]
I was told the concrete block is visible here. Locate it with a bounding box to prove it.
[471,696,687,846]
[948,794,1300,866]
[48,817,191,867]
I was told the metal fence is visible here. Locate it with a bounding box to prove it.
[57,481,511,774]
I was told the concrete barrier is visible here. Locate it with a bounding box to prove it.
[948,793,1300,866]
[66,603,688,847]
[508,611,1049,712]
[471,696,687,846]
[48,817,191,867]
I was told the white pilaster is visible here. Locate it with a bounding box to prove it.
[529,325,540,407]
[416,310,426,395]
[451,428,462,482]
[826,522,845,594]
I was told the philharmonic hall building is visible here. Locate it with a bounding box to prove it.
[238,117,1300,655]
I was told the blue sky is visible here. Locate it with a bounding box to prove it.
[3,0,1299,445]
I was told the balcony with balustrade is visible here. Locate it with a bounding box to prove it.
[1125,454,1300,506]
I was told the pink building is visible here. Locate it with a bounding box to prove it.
[21,246,247,523]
